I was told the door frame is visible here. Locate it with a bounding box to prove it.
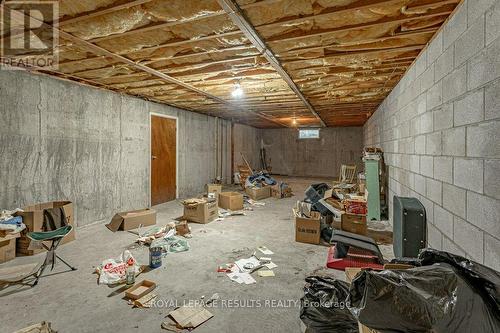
[149,112,179,205]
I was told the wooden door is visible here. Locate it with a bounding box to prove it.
[151,115,176,205]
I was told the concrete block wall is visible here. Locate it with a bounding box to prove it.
[364,0,500,270]
[261,127,364,178]
[0,70,236,226]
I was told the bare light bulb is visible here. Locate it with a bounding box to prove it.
[292,118,297,125]
[231,83,243,98]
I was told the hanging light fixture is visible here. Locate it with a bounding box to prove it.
[292,116,297,126]
[231,82,244,98]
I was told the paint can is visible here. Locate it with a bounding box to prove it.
[149,247,163,269]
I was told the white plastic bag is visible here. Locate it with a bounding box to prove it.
[97,250,140,285]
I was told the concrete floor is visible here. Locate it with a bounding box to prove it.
[0,177,392,333]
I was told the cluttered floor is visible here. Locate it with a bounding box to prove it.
[0,176,392,333]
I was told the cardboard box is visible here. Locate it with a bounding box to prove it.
[246,186,271,200]
[206,184,222,196]
[183,201,218,224]
[0,233,18,263]
[294,209,321,244]
[271,184,293,199]
[341,213,367,235]
[218,192,244,211]
[107,208,157,232]
[16,201,76,256]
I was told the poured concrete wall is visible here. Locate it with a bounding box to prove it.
[364,0,500,270]
[232,123,262,171]
[261,127,364,178]
[0,70,232,226]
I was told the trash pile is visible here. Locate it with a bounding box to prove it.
[301,249,500,333]
[294,178,381,249]
[218,246,277,285]
[245,171,277,189]
[136,223,191,254]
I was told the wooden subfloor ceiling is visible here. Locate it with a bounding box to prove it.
[1,0,461,128]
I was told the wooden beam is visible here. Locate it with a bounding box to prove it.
[276,28,437,56]
[217,0,326,127]
[87,0,282,43]
[282,44,425,65]
[59,0,154,26]
[266,6,454,44]
[58,44,254,68]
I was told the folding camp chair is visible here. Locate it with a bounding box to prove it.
[26,225,76,286]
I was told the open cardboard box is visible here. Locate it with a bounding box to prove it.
[293,208,321,244]
[107,208,157,232]
[183,200,218,224]
[246,186,271,200]
[125,280,156,300]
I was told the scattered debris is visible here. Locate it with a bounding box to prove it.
[175,220,191,237]
[150,231,190,254]
[264,262,277,270]
[227,271,256,284]
[13,322,56,333]
[125,280,156,300]
[96,250,141,285]
[257,246,273,255]
[217,263,235,273]
[131,293,157,308]
[235,256,261,273]
[258,270,275,277]
[220,247,278,284]
[218,208,246,220]
[162,306,213,332]
[244,198,265,207]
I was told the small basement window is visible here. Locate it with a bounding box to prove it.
[298,128,320,139]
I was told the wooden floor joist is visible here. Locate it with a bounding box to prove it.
[0,0,462,128]
[217,0,326,127]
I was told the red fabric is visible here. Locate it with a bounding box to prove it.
[326,245,384,271]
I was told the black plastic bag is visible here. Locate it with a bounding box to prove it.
[300,276,358,333]
[348,263,500,332]
[418,248,500,317]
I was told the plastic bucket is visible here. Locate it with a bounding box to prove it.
[149,247,163,268]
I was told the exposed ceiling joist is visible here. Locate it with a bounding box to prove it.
[85,0,283,43]
[266,6,454,44]
[59,0,155,26]
[2,3,292,128]
[217,0,326,127]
